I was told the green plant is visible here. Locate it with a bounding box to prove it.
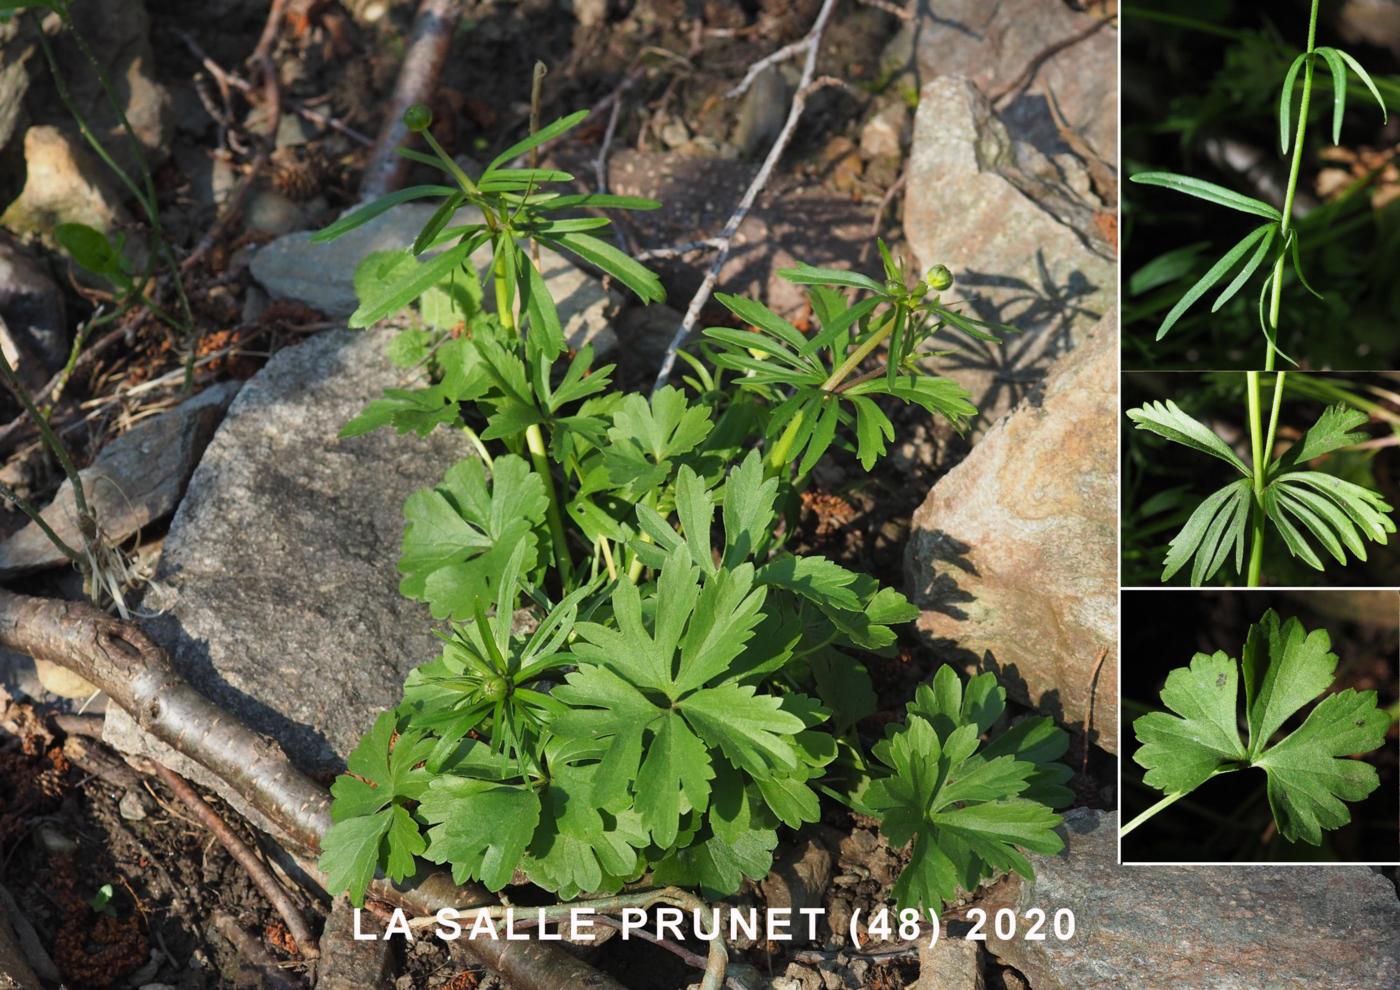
[1126,373,1394,586]
[1128,0,1386,371]
[313,104,1068,914]
[1123,610,1389,845]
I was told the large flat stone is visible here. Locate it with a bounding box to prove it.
[986,809,1400,989]
[0,382,238,576]
[106,329,469,781]
[906,315,1117,753]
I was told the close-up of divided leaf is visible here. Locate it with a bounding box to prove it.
[1129,609,1390,848]
[1125,377,1396,587]
[865,665,1072,913]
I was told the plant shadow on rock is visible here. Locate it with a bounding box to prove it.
[943,252,1102,427]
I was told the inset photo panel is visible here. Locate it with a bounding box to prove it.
[1119,589,1399,865]
[1123,370,1399,588]
[1123,1,1400,371]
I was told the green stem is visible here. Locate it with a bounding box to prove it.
[767,307,901,475]
[1245,371,1266,586]
[494,253,515,330]
[1120,767,1241,839]
[1264,371,1287,468]
[40,15,199,385]
[767,408,807,473]
[1119,790,1191,839]
[525,423,573,587]
[821,309,899,392]
[1265,0,1320,371]
[490,263,571,585]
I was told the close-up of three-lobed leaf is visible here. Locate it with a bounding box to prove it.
[1132,610,1389,845]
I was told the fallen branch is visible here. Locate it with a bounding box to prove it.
[153,761,319,960]
[212,912,300,990]
[650,0,841,393]
[360,0,462,198]
[0,590,630,990]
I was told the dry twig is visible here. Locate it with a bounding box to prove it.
[360,0,462,198]
[651,0,842,392]
[212,912,300,990]
[0,590,630,990]
[152,761,319,960]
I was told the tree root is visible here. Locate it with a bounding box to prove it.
[0,590,630,990]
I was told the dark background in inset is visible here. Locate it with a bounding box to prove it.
[1122,0,1400,370]
[1121,589,1399,863]
[1122,371,1400,587]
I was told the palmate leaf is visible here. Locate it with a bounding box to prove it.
[1132,611,1388,845]
[398,455,549,619]
[320,712,436,905]
[1134,399,1393,583]
[419,776,542,890]
[1265,470,1394,570]
[1158,478,1252,585]
[551,549,819,847]
[866,665,1069,912]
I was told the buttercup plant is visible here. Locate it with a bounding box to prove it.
[1124,610,1388,846]
[313,103,1071,914]
[1127,374,1394,586]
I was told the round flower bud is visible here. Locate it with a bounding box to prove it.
[923,265,954,292]
[403,104,434,133]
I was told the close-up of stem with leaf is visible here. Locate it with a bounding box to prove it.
[1124,0,1397,369]
[1126,373,1397,587]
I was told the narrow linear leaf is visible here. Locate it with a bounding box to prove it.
[1155,223,1274,339]
[1279,52,1309,154]
[1130,172,1282,221]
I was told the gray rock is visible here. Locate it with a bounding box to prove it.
[914,939,984,990]
[904,76,1114,425]
[244,189,308,237]
[760,836,833,917]
[906,315,1117,753]
[858,101,907,161]
[732,66,790,160]
[0,232,66,387]
[986,809,1400,990]
[0,382,240,576]
[108,329,471,779]
[317,897,395,989]
[29,0,172,174]
[1335,0,1400,56]
[248,204,618,355]
[0,125,130,243]
[883,0,1115,163]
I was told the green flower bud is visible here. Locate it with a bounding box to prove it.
[482,674,510,703]
[923,265,954,292]
[885,278,904,296]
[403,104,434,133]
